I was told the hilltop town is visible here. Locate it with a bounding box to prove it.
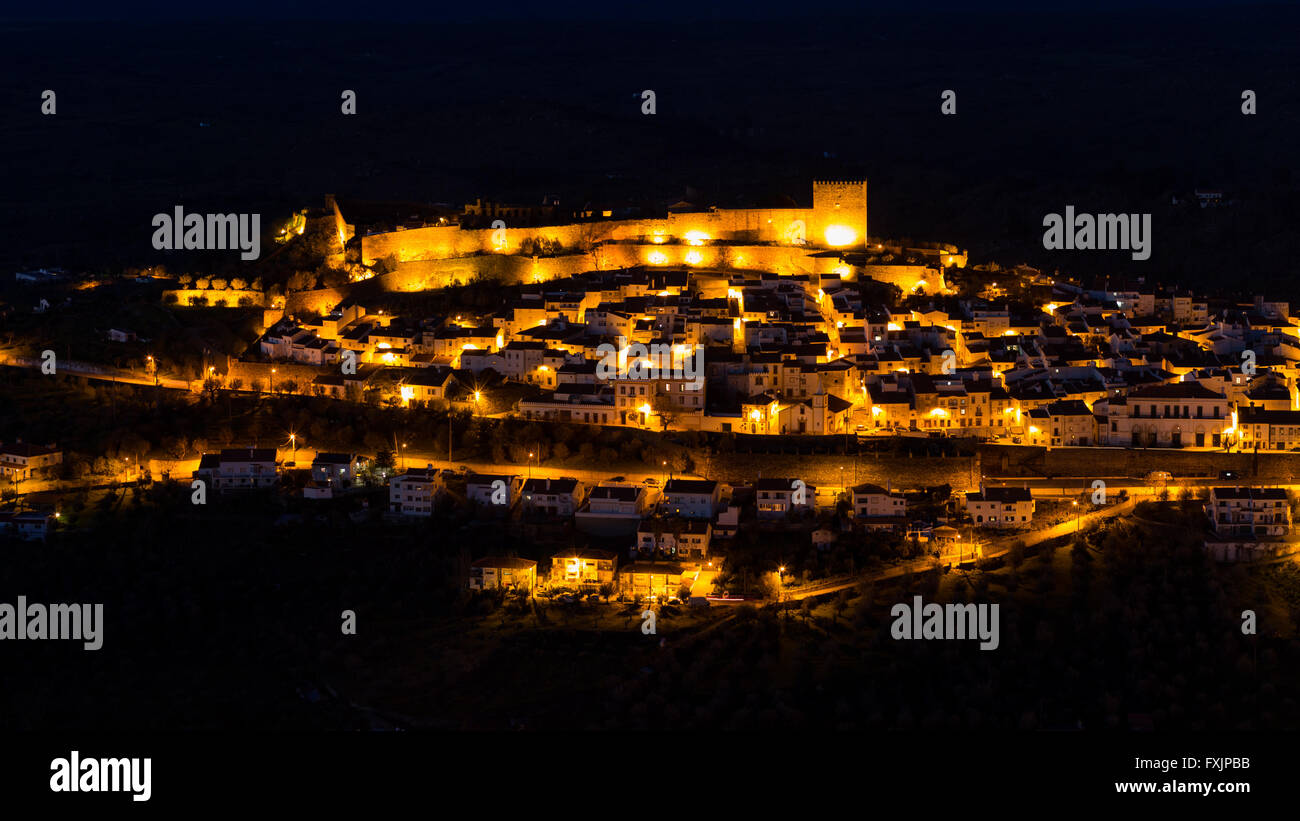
[3,177,1300,593]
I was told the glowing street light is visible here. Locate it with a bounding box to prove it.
[777,565,787,622]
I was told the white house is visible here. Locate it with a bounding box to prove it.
[0,442,62,481]
[0,511,55,541]
[1204,486,1296,561]
[964,486,1035,529]
[521,477,586,517]
[1103,382,1230,448]
[575,483,654,536]
[468,557,537,591]
[389,467,445,516]
[465,473,523,509]
[312,452,365,490]
[635,517,712,562]
[851,482,908,529]
[193,447,279,492]
[660,479,722,520]
[753,477,816,520]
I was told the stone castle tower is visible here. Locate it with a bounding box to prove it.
[810,179,868,250]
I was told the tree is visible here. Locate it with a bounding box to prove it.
[374,449,395,470]
[598,583,614,603]
[318,267,349,289]
[165,436,187,460]
[288,270,317,292]
[651,394,680,431]
[833,589,850,623]
[374,254,399,276]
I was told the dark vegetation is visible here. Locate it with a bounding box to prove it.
[6,501,1298,730]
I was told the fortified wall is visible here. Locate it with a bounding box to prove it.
[368,244,945,294]
[358,180,870,266]
[163,288,267,307]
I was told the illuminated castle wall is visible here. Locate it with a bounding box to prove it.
[359,179,870,266]
[810,179,868,249]
[345,178,957,295]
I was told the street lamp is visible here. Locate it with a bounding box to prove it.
[528,451,534,480]
[1073,499,1080,534]
[289,433,297,464]
[777,565,787,623]
[401,442,407,471]
[270,368,277,394]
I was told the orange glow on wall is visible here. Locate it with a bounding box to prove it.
[824,225,857,247]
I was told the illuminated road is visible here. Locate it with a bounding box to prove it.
[778,498,1138,602]
[1,358,191,390]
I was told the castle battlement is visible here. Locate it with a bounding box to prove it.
[359,179,870,269]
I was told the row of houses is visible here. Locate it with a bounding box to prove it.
[233,253,1300,452]
[0,441,63,481]
[1204,486,1299,562]
[0,441,63,540]
[192,449,369,498]
[467,551,694,601]
[0,511,56,541]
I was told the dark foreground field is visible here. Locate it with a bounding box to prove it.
[5,483,1300,731]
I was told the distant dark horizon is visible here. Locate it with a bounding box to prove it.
[2,0,1292,22]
